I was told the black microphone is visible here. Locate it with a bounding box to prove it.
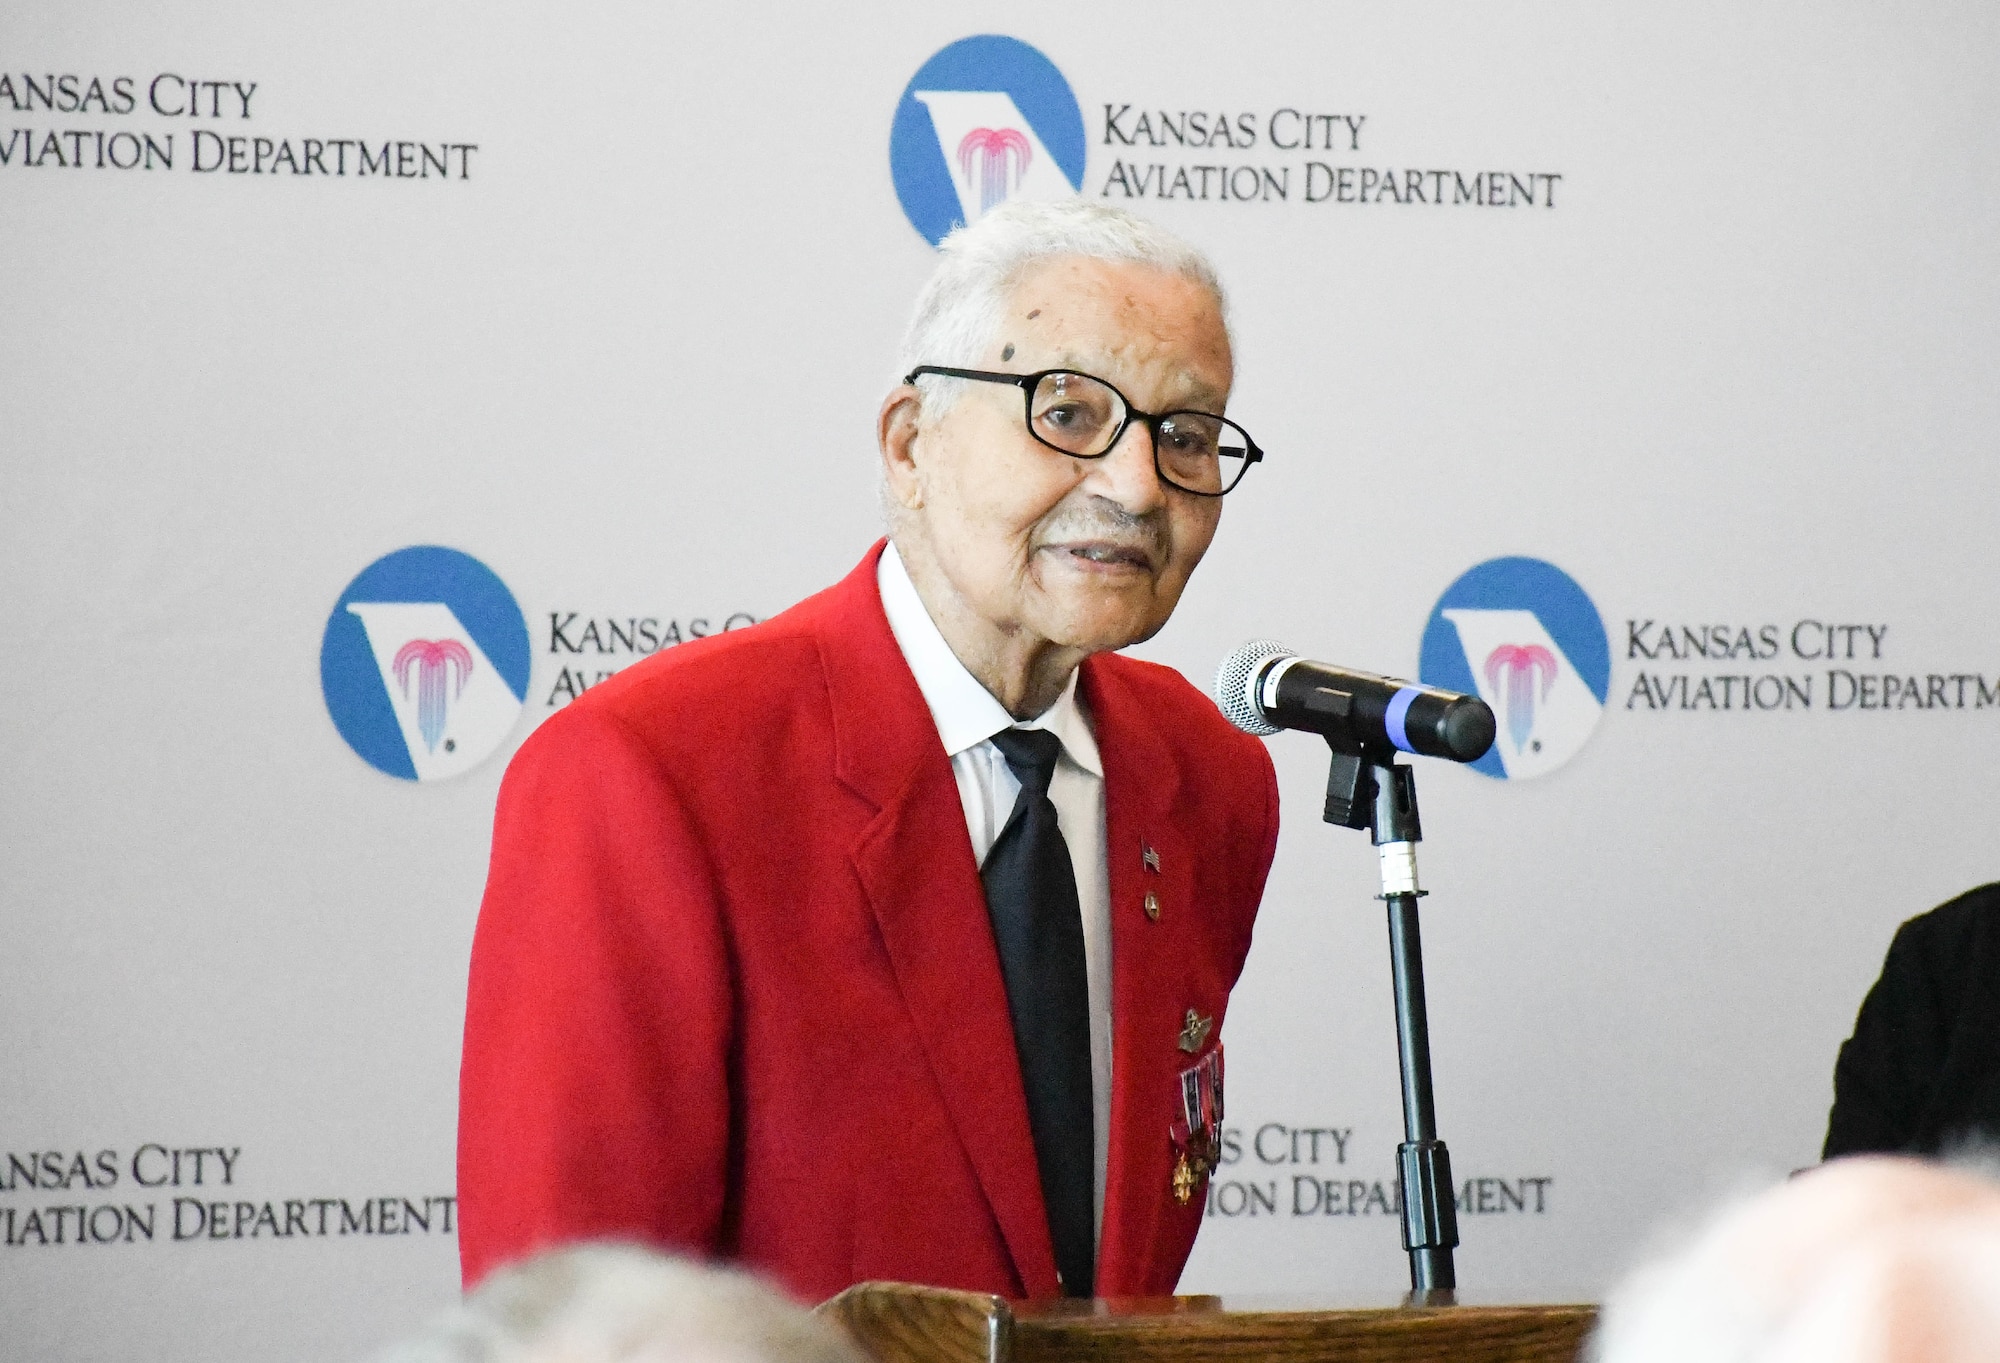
[1214,640,1496,764]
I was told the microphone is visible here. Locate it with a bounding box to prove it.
[1214,640,1496,764]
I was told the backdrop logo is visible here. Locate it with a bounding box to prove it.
[889,35,1086,246]
[320,546,529,782]
[1419,558,1609,780]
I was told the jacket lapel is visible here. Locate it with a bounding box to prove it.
[1081,656,1196,1295]
[817,542,1060,1297]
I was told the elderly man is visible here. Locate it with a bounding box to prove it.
[458,200,1279,1303]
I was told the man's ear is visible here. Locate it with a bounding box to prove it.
[878,384,926,511]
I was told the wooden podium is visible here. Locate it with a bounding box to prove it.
[820,1282,1596,1363]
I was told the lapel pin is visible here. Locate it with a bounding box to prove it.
[1142,845,1161,873]
[1144,891,1161,922]
[1178,1009,1213,1053]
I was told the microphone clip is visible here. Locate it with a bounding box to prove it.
[1321,737,1423,849]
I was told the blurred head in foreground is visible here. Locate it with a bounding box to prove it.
[376,1243,867,1363]
[1590,1155,2000,1363]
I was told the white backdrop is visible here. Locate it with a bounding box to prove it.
[5,3,1999,1360]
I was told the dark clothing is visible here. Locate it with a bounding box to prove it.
[1825,883,2000,1158]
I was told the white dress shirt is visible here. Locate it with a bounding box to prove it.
[877,542,1112,1244]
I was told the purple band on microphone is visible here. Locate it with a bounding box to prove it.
[1384,687,1420,753]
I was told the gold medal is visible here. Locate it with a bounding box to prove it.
[1172,1151,1196,1205]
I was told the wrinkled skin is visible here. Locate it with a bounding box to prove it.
[879,255,1233,718]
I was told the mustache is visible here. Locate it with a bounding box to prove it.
[1033,497,1172,562]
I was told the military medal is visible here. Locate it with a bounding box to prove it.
[1168,1039,1225,1204]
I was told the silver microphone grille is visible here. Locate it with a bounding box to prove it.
[1214,639,1294,736]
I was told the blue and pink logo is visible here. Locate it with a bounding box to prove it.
[320,546,529,782]
[889,35,1086,246]
[1419,558,1609,780]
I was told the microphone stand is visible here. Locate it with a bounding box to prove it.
[1323,738,1459,1299]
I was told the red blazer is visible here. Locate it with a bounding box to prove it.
[458,542,1279,1301]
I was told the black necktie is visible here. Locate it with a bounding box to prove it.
[981,726,1095,1298]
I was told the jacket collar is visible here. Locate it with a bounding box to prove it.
[873,540,1101,775]
[815,542,1196,1296]
[1079,654,1195,1293]
[817,541,1061,1296]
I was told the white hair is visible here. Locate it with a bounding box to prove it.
[371,1244,867,1363]
[1589,1153,2000,1363]
[895,198,1228,421]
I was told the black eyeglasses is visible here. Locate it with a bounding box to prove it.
[904,365,1264,497]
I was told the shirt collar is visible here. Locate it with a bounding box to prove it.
[878,541,1102,777]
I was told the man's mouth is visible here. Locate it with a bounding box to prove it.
[1052,540,1156,572]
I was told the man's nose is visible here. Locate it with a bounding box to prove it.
[1082,418,1169,514]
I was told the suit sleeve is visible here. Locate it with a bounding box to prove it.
[457,704,733,1287]
[1241,739,1281,969]
[1823,911,1958,1158]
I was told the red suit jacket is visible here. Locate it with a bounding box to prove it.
[458,542,1279,1300]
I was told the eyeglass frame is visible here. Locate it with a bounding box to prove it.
[902,364,1264,498]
